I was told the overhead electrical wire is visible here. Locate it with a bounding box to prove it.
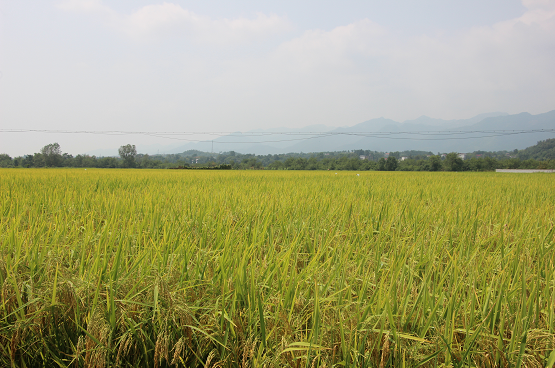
[1,128,553,144]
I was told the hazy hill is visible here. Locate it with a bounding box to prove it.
[163,124,337,155]
[285,111,554,154]
[402,112,509,128]
[517,138,555,160]
[86,110,555,156]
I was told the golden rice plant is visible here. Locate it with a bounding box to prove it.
[0,168,554,367]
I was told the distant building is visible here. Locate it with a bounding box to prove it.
[400,157,408,161]
[496,169,554,173]
[458,153,466,160]
[359,155,366,160]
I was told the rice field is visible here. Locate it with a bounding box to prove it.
[1,168,554,367]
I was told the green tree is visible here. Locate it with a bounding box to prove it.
[62,153,74,167]
[293,158,307,170]
[307,157,318,170]
[385,156,398,171]
[505,158,521,169]
[284,157,295,169]
[465,158,483,171]
[360,159,376,171]
[0,154,14,168]
[22,155,35,168]
[268,161,285,170]
[444,152,464,171]
[138,154,161,168]
[41,143,63,167]
[119,144,137,168]
[33,153,46,167]
[429,155,442,171]
[377,158,386,171]
[98,157,118,168]
[482,156,499,171]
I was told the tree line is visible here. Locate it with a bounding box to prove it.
[0,143,164,169]
[1,140,554,171]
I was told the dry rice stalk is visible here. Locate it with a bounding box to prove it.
[84,313,110,368]
[171,337,186,366]
[379,333,390,368]
[74,335,85,368]
[115,333,132,367]
[310,355,319,368]
[205,349,217,368]
[241,337,258,368]
[10,327,19,363]
[154,331,170,368]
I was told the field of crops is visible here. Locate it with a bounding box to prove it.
[1,169,554,367]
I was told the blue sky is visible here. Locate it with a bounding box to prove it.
[1,0,554,155]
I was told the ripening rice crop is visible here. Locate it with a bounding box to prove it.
[0,168,554,367]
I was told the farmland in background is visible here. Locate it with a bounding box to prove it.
[1,169,554,367]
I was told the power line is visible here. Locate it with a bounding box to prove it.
[1,128,553,144]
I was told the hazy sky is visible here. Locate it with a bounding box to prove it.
[1,0,555,156]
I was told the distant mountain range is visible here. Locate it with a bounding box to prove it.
[87,110,555,156]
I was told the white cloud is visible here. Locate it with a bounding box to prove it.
[522,0,555,10]
[122,4,292,44]
[57,0,115,17]
[273,20,387,70]
[52,0,555,127]
[239,1,555,121]
[58,0,292,44]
